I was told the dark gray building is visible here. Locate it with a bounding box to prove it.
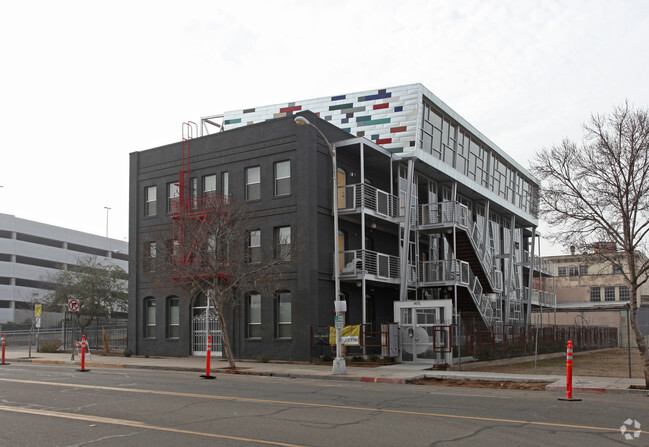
[129,112,366,360]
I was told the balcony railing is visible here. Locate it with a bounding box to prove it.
[337,183,400,219]
[520,250,555,274]
[418,201,500,290]
[339,249,400,281]
[418,259,470,285]
[526,287,557,307]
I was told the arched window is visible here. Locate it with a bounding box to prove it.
[166,296,180,339]
[246,292,261,338]
[144,297,156,338]
[275,290,292,339]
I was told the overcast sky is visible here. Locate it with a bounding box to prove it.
[1,0,648,256]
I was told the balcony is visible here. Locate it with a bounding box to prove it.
[338,249,400,283]
[526,287,557,307]
[418,259,470,287]
[337,183,400,221]
[520,250,555,275]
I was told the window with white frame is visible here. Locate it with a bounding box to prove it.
[203,174,217,196]
[167,182,179,213]
[274,226,291,261]
[144,298,156,338]
[569,265,579,276]
[245,166,260,201]
[221,171,229,198]
[167,297,179,338]
[579,265,589,276]
[275,291,291,338]
[558,266,567,276]
[590,287,601,302]
[604,286,616,301]
[247,230,261,263]
[619,286,630,301]
[246,293,261,338]
[274,160,291,196]
[145,186,157,216]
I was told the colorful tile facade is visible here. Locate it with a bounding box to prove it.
[223,84,423,153]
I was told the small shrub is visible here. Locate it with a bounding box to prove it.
[123,348,132,357]
[256,354,271,363]
[369,355,381,362]
[39,339,62,353]
[351,356,364,362]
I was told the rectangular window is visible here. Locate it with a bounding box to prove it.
[247,230,261,263]
[590,287,601,302]
[145,299,156,338]
[203,174,217,195]
[612,264,623,274]
[245,166,260,201]
[558,266,567,276]
[221,171,229,198]
[274,226,291,261]
[167,297,180,339]
[145,186,157,216]
[275,291,292,338]
[167,182,179,213]
[579,265,589,276]
[144,241,156,272]
[274,160,291,196]
[247,294,261,338]
[190,177,198,210]
[619,286,630,301]
[604,286,616,301]
[569,265,579,276]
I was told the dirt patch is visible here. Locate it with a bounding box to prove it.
[467,348,645,378]
[409,377,550,391]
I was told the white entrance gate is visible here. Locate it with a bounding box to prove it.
[394,300,453,364]
[192,297,223,356]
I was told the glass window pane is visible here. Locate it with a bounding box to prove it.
[250,295,261,322]
[276,161,290,178]
[170,304,179,325]
[204,175,217,192]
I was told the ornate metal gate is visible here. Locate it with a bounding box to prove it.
[192,306,222,356]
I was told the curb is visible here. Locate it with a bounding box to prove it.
[7,357,648,395]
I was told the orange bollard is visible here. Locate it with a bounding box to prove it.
[559,340,581,401]
[1,332,7,366]
[201,335,216,379]
[77,335,90,372]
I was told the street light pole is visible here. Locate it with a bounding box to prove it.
[294,116,346,375]
[104,207,111,238]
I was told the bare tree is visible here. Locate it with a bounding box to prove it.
[531,101,649,387]
[152,194,295,370]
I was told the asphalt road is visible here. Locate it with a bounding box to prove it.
[0,363,646,446]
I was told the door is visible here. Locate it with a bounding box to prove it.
[192,294,223,356]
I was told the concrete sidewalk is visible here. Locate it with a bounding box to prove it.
[2,347,647,396]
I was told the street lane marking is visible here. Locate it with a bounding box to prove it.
[1,378,647,436]
[0,404,310,447]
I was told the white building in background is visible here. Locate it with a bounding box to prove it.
[0,213,128,325]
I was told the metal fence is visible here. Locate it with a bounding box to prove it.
[2,318,127,353]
